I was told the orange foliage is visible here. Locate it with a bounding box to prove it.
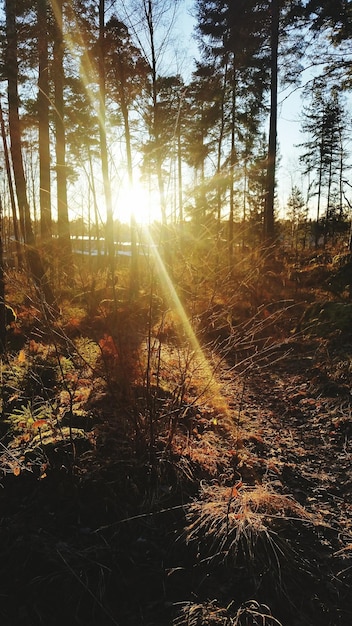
[99,334,119,359]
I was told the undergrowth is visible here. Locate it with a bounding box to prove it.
[0,242,350,624]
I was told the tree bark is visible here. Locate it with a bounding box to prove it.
[121,97,139,294]
[229,56,236,270]
[53,0,72,264]
[0,196,5,352]
[38,0,52,244]
[98,0,115,274]
[145,0,167,227]
[264,0,279,243]
[0,101,23,268]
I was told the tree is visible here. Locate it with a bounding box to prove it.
[264,0,307,243]
[5,0,55,307]
[299,84,348,246]
[0,101,23,268]
[52,0,72,265]
[0,195,5,352]
[247,132,268,246]
[98,0,114,270]
[37,0,52,244]
[182,63,223,223]
[286,184,307,250]
[195,0,271,255]
[264,0,279,243]
[104,15,150,290]
[118,0,182,228]
[64,74,102,255]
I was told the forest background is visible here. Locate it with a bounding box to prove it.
[1,0,352,281]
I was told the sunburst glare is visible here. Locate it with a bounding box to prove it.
[114,180,161,225]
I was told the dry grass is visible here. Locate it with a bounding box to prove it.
[185,481,316,572]
[173,599,284,625]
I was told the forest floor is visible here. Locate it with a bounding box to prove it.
[219,331,352,625]
[0,249,351,626]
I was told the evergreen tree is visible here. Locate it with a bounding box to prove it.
[182,62,222,223]
[299,84,348,246]
[286,184,307,250]
[195,0,270,248]
[4,0,55,306]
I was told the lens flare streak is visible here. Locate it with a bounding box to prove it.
[144,227,228,414]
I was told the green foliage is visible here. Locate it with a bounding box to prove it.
[5,400,52,436]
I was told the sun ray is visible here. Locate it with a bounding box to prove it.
[49,0,106,134]
[143,225,230,417]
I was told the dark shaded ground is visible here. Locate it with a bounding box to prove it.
[0,302,351,626]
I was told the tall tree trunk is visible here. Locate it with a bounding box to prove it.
[5,0,55,307]
[98,0,115,275]
[38,0,52,244]
[315,144,324,248]
[216,61,228,228]
[177,119,183,224]
[264,0,279,243]
[87,149,101,256]
[121,96,139,294]
[145,0,167,227]
[0,101,23,268]
[0,196,5,352]
[53,0,71,265]
[229,57,236,270]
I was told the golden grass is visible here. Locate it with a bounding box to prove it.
[185,481,316,566]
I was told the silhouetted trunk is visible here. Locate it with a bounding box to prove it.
[216,60,227,228]
[0,197,5,353]
[177,121,183,224]
[120,92,139,294]
[53,0,72,264]
[98,0,115,274]
[38,0,52,244]
[146,0,167,227]
[88,149,101,256]
[264,0,279,243]
[229,57,236,269]
[5,0,55,307]
[0,101,22,268]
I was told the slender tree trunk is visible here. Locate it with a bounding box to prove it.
[242,137,249,250]
[121,97,139,294]
[177,120,183,224]
[229,56,236,270]
[88,149,101,256]
[216,61,227,227]
[0,101,22,268]
[5,0,55,307]
[264,0,279,243]
[53,0,71,265]
[145,0,167,227]
[0,196,5,352]
[339,127,344,217]
[38,0,52,244]
[98,0,115,275]
[315,146,323,248]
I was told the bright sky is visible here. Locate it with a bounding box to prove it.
[277,85,305,215]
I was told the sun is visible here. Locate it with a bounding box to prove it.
[114,180,162,225]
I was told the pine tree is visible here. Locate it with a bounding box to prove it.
[299,84,348,246]
[5,0,55,307]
